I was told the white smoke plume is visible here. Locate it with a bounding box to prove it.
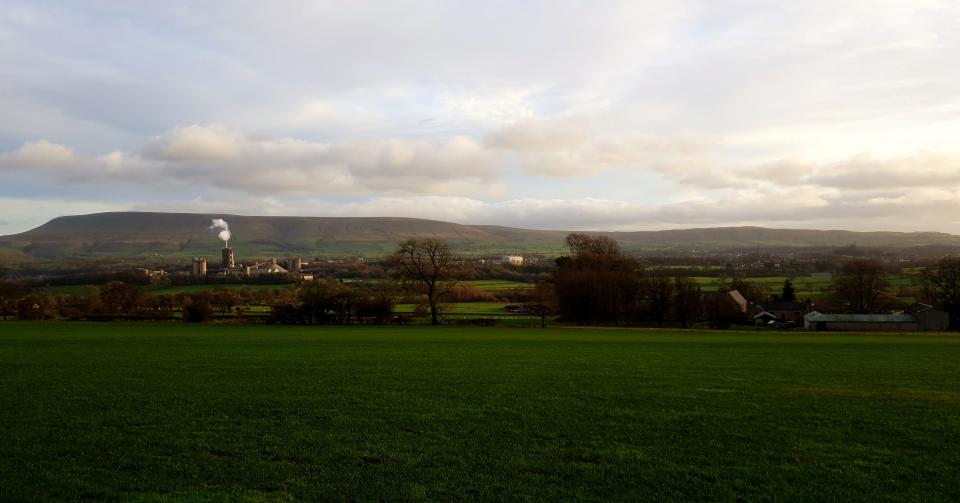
[210,218,231,244]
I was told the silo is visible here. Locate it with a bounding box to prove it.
[199,257,207,275]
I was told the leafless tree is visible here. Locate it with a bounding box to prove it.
[922,256,960,328]
[831,259,893,314]
[674,276,701,328]
[390,238,459,325]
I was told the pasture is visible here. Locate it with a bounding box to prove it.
[1,323,958,501]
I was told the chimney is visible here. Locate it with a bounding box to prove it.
[222,247,235,269]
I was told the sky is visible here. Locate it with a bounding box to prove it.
[1,0,959,235]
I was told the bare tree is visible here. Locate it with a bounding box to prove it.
[525,280,557,328]
[643,275,674,326]
[674,276,701,328]
[831,259,893,314]
[390,238,459,325]
[922,256,960,328]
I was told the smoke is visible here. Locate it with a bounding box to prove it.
[210,218,231,243]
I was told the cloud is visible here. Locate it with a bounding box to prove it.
[486,117,714,176]
[0,125,500,196]
[1,140,76,167]
[809,153,960,190]
[143,125,242,161]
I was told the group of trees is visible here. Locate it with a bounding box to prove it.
[270,280,393,325]
[552,234,705,326]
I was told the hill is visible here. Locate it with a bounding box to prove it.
[2,211,960,260]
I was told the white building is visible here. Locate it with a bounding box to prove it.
[501,255,524,266]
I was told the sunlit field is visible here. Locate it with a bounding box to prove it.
[2,323,958,501]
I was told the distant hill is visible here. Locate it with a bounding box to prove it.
[2,211,960,260]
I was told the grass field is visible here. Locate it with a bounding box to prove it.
[1,323,959,501]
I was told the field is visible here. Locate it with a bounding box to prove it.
[2,323,959,501]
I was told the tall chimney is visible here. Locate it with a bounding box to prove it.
[222,247,235,269]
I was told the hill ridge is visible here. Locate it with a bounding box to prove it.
[2,211,960,259]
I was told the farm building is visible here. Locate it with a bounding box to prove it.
[804,304,948,332]
[803,312,918,332]
[752,301,810,324]
[910,303,950,331]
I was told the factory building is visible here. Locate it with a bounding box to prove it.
[248,258,289,276]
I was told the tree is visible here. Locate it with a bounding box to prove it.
[99,281,142,315]
[211,288,241,316]
[0,280,19,321]
[722,275,767,304]
[553,234,640,324]
[922,256,960,328]
[182,296,213,323]
[642,275,674,326]
[831,259,893,314]
[390,238,459,325]
[525,280,557,328]
[674,276,701,329]
[780,279,796,302]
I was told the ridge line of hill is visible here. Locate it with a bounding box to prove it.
[1,211,959,260]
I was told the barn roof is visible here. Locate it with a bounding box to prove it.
[758,301,805,311]
[804,311,916,323]
[728,289,748,305]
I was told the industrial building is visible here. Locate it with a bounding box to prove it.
[190,245,309,280]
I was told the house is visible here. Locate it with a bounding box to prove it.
[752,311,779,325]
[752,301,809,324]
[702,289,750,325]
[727,289,749,314]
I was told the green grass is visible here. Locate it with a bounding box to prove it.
[146,284,293,295]
[44,283,294,296]
[1,323,959,501]
[461,279,532,292]
[394,302,511,316]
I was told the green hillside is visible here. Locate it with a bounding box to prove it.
[2,212,960,260]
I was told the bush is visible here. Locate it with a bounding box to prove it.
[182,298,213,323]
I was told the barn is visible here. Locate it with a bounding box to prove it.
[803,312,918,332]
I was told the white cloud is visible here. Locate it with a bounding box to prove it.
[2,140,76,167]
[0,125,501,196]
[143,125,242,161]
